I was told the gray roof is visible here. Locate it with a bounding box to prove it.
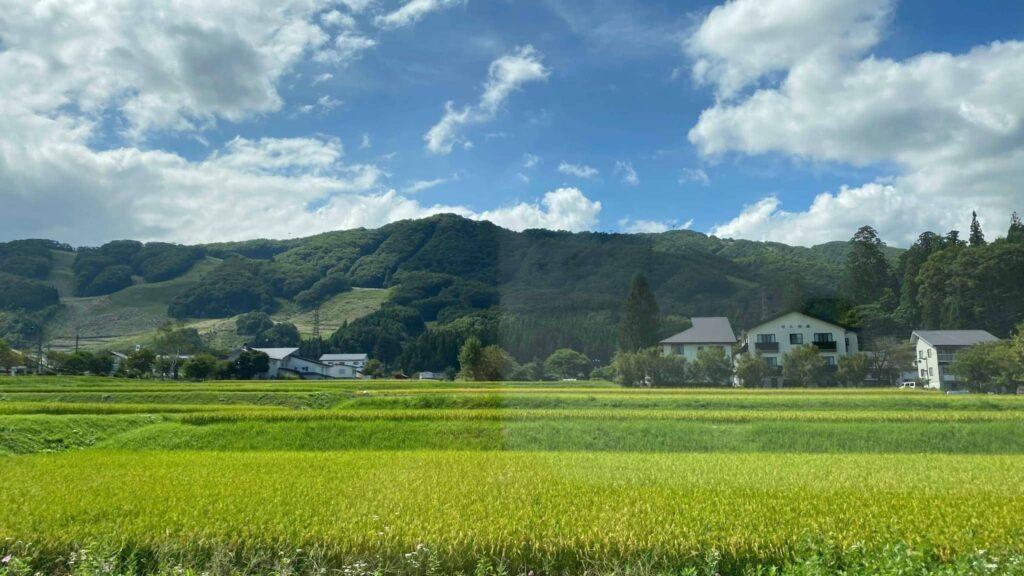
[660,317,737,344]
[912,330,999,347]
[320,353,368,362]
[251,347,299,360]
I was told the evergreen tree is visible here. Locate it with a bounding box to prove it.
[617,273,659,352]
[844,226,897,305]
[1009,212,1024,244]
[969,211,986,247]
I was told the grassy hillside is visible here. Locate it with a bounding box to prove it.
[2,215,904,359]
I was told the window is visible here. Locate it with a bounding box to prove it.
[824,356,836,367]
[938,350,956,363]
[813,333,835,343]
[756,334,777,343]
[929,367,935,377]
[918,350,925,359]
[920,369,927,378]
[789,333,803,345]
[765,357,778,367]
[927,349,932,358]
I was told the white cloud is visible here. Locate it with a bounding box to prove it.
[315,32,377,64]
[321,10,356,29]
[479,188,602,232]
[375,0,462,30]
[360,133,372,149]
[688,0,1024,246]
[558,161,599,179]
[312,73,334,85]
[425,46,550,154]
[0,1,339,139]
[687,0,892,98]
[522,153,541,169]
[615,161,640,186]
[679,168,710,186]
[517,173,530,183]
[339,0,377,13]
[618,218,693,234]
[403,178,448,193]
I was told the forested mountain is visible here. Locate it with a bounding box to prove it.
[2,212,1022,374]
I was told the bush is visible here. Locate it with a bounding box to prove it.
[544,348,591,380]
[132,243,204,282]
[236,311,274,336]
[183,354,219,381]
[612,349,687,387]
[81,265,134,296]
[294,272,352,310]
[0,272,61,311]
[253,323,301,348]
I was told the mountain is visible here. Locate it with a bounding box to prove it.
[0,214,897,365]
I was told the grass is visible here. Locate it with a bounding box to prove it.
[3,377,1024,574]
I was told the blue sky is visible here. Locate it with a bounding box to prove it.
[1,0,1022,246]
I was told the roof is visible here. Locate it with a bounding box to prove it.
[660,317,737,344]
[320,353,368,362]
[912,330,999,347]
[746,310,854,333]
[251,347,299,361]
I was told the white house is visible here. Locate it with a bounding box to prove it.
[251,348,363,380]
[660,317,737,363]
[910,330,999,390]
[320,353,368,371]
[738,311,860,386]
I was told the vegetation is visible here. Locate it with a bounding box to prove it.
[2,378,1024,574]
[0,272,60,312]
[618,273,660,352]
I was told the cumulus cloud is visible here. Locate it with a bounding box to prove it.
[425,46,550,154]
[688,0,1024,245]
[314,32,377,65]
[522,153,541,169]
[0,1,345,139]
[558,162,600,179]
[375,0,463,30]
[615,161,640,186]
[479,188,602,232]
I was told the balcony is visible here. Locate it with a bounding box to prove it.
[755,341,779,353]
[812,341,837,352]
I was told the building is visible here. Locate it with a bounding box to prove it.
[660,317,737,363]
[251,347,363,380]
[910,330,999,390]
[738,311,860,386]
[320,353,368,371]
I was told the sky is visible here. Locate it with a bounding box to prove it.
[1,0,1022,247]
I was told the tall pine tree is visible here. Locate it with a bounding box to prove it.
[618,273,659,352]
[844,226,897,305]
[969,211,986,247]
[1009,212,1024,244]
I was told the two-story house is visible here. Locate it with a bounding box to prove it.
[737,311,859,387]
[659,317,737,363]
[910,330,999,390]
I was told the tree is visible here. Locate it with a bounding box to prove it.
[475,345,519,381]
[950,342,1020,393]
[253,323,300,347]
[969,211,986,247]
[868,337,915,387]
[689,347,733,387]
[154,323,205,356]
[543,348,591,380]
[844,226,897,305]
[611,349,686,388]
[782,345,826,388]
[183,354,219,381]
[124,348,156,378]
[235,350,270,380]
[836,353,871,388]
[618,273,659,352]
[457,336,484,380]
[363,358,384,378]
[0,339,19,369]
[735,353,771,388]
[236,311,274,336]
[1008,212,1024,244]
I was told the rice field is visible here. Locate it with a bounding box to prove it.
[2,378,1024,575]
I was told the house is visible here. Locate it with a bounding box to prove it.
[249,347,365,380]
[660,317,737,363]
[320,353,368,371]
[110,351,129,373]
[910,330,999,390]
[737,311,860,386]
[413,371,442,380]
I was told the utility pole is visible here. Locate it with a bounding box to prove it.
[74,323,80,354]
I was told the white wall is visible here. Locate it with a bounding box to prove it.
[742,312,856,369]
[662,343,732,364]
[914,340,959,390]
